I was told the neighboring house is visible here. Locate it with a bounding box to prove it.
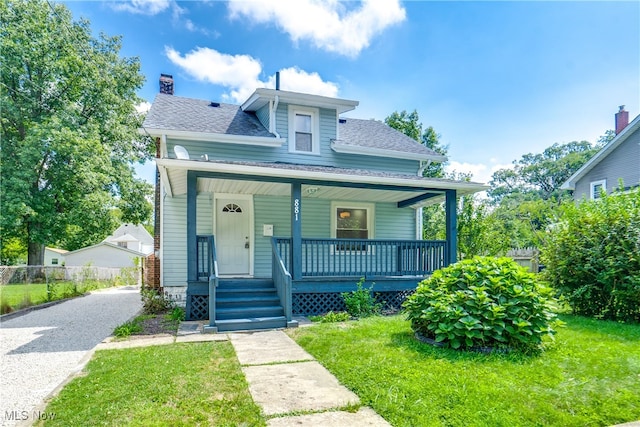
[103,223,154,255]
[142,74,486,331]
[44,247,68,266]
[63,242,144,268]
[562,107,640,200]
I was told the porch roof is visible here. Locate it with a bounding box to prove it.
[156,157,488,207]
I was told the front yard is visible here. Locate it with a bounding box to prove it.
[288,315,640,426]
[37,314,639,426]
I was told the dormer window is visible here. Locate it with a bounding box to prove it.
[289,106,320,155]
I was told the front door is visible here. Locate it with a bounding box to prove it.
[215,197,252,276]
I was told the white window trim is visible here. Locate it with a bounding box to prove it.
[330,201,375,254]
[288,105,320,155]
[590,179,607,200]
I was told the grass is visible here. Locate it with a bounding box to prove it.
[0,280,117,314]
[37,342,265,426]
[288,314,640,427]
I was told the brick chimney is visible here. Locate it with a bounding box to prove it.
[159,74,174,95]
[615,105,629,135]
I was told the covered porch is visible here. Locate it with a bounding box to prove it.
[156,158,485,331]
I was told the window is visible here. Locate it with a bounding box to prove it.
[295,113,312,152]
[51,258,58,265]
[222,203,243,213]
[331,202,374,251]
[590,179,606,200]
[288,106,319,154]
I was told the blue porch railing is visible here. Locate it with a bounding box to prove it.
[195,235,218,326]
[273,237,446,277]
[271,238,292,322]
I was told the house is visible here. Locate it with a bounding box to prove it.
[44,247,68,266]
[103,223,154,255]
[142,73,487,332]
[562,106,640,200]
[63,242,145,268]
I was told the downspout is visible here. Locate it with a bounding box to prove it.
[416,160,430,240]
[269,96,281,138]
[417,160,431,176]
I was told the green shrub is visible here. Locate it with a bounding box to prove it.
[167,306,185,322]
[403,257,561,351]
[113,320,143,338]
[342,278,382,318]
[542,188,640,322]
[310,311,351,323]
[141,289,174,314]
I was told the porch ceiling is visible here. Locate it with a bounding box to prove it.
[158,158,488,207]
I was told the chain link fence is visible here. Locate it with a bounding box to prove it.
[0,265,141,315]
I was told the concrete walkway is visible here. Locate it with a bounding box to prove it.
[229,329,391,426]
[0,286,142,427]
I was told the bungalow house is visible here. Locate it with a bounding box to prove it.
[142,74,486,332]
[103,223,154,255]
[562,106,640,200]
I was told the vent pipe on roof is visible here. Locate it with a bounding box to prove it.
[615,105,629,135]
[275,71,280,91]
[159,74,174,95]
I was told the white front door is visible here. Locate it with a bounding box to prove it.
[215,197,252,276]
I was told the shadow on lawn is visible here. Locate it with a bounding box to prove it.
[386,329,543,364]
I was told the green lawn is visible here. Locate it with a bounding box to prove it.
[0,281,116,314]
[38,342,265,426]
[288,315,640,427]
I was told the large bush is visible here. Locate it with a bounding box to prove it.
[403,257,560,351]
[542,188,640,322]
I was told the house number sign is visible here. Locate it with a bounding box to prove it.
[294,198,301,221]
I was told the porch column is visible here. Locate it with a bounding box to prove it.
[445,189,457,265]
[291,182,302,280]
[187,171,197,283]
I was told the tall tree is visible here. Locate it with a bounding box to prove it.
[0,0,152,264]
[488,141,599,203]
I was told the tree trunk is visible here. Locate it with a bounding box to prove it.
[27,241,45,266]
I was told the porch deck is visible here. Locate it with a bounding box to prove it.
[188,235,445,327]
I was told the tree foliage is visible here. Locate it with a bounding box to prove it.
[488,141,599,203]
[384,110,448,178]
[542,188,640,322]
[0,0,153,263]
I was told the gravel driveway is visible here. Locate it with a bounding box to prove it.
[0,286,142,426]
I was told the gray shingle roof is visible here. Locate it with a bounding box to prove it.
[143,94,273,137]
[336,118,444,159]
[144,94,444,160]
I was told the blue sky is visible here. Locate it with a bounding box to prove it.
[63,0,640,185]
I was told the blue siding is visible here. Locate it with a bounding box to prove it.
[255,104,270,131]
[165,100,420,174]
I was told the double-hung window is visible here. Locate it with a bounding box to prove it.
[331,202,374,251]
[288,106,319,154]
[590,179,606,200]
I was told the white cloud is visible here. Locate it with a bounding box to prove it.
[446,161,512,185]
[111,0,171,15]
[165,47,339,102]
[265,67,339,98]
[227,0,406,57]
[135,101,152,114]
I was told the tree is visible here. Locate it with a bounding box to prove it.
[384,110,449,178]
[488,141,599,203]
[1,0,152,264]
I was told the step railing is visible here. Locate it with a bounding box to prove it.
[274,237,446,277]
[196,235,219,326]
[271,237,292,322]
